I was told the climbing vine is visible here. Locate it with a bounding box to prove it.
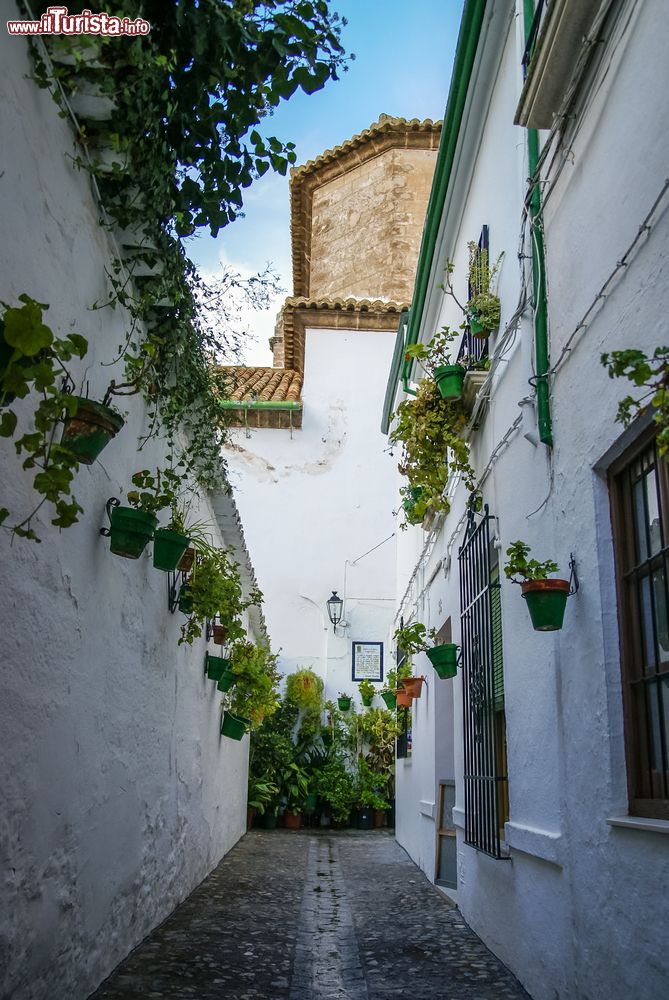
[601,347,669,456]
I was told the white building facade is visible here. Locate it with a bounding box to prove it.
[223,117,440,707]
[384,1,669,998]
[0,22,263,999]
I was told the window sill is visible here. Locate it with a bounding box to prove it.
[607,815,669,835]
[504,821,563,867]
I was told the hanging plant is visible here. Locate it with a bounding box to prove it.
[179,548,258,646]
[285,668,324,712]
[601,347,669,456]
[394,623,458,679]
[228,641,281,730]
[0,294,90,540]
[504,540,570,632]
[60,396,124,466]
[357,678,375,707]
[466,242,503,337]
[390,379,476,529]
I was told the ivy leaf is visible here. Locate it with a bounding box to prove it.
[0,411,17,437]
[3,299,53,355]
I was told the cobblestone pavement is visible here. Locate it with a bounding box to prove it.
[90,830,529,1000]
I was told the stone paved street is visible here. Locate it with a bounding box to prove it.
[90,831,529,1000]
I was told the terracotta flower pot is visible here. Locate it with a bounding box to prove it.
[373,809,387,828]
[396,689,413,708]
[400,676,424,699]
[521,578,570,631]
[177,546,195,572]
[284,811,302,831]
[212,624,228,645]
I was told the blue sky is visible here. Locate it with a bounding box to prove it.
[188,0,464,364]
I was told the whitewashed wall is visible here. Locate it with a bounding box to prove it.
[391,1,669,998]
[0,22,251,1000]
[225,327,397,709]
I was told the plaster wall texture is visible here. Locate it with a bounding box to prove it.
[309,147,437,303]
[391,2,669,997]
[224,327,397,707]
[0,27,250,1000]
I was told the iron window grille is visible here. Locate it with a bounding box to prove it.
[457,225,490,370]
[609,431,669,818]
[459,502,509,858]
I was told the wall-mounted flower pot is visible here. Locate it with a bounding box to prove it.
[221,712,250,741]
[61,397,124,465]
[396,689,413,708]
[178,583,194,614]
[212,624,228,645]
[205,654,230,682]
[361,693,374,708]
[108,506,157,559]
[381,691,397,710]
[285,810,303,831]
[401,677,424,699]
[427,643,459,679]
[177,546,195,572]
[521,579,570,631]
[153,528,190,572]
[469,313,489,338]
[217,668,237,693]
[435,364,466,400]
[356,808,373,830]
[337,696,352,711]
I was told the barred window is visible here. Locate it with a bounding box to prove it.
[459,504,509,857]
[610,431,669,818]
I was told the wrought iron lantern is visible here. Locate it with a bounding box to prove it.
[326,591,343,629]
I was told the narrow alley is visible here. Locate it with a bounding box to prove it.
[90,831,528,1000]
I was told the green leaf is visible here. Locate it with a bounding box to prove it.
[0,411,17,437]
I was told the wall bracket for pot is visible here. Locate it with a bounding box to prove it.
[168,568,189,613]
[568,553,579,596]
[99,496,120,536]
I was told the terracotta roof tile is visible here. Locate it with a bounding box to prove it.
[220,367,303,403]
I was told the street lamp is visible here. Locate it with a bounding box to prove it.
[326,591,343,630]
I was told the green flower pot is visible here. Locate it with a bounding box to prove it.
[434,364,466,400]
[178,583,194,614]
[109,506,157,559]
[60,397,124,465]
[356,808,373,830]
[304,792,318,814]
[153,527,190,572]
[381,691,396,710]
[427,642,459,679]
[220,712,250,741]
[217,669,237,693]
[337,696,351,711]
[259,810,278,829]
[205,654,230,682]
[469,313,489,338]
[361,693,374,707]
[521,579,570,631]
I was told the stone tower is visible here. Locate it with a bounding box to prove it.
[223,114,441,426]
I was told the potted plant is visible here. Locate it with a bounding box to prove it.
[280,762,309,831]
[285,668,325,712]
[108,468,177,559]
[153,501,191,572]
[466,242,503,338]
[247,777,279,830]
[504,540,570,631]
[405,325,466,401]
[358,677,375,708]
[337,692,352,711]
[60,394,125,465]
[394,621,459,680]
[316,759,355,828]
[354,757,389,830]
[227,641,281,730]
